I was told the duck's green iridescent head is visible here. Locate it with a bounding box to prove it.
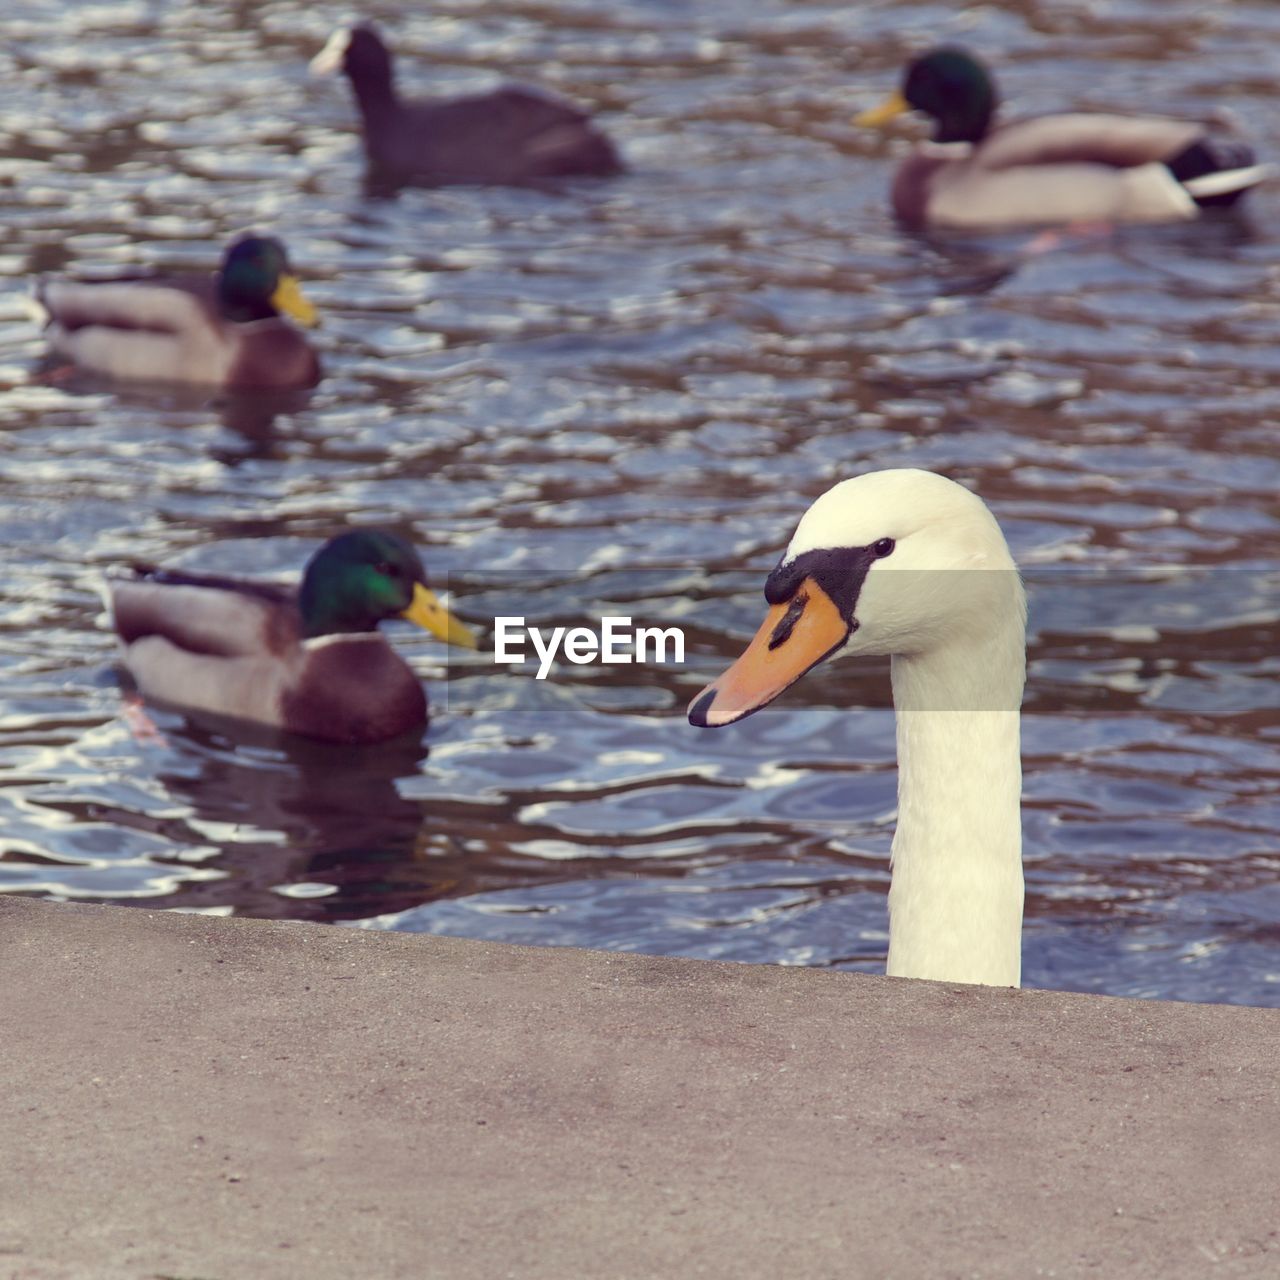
[857,46,997,145]
[298,529,477,648]
[218,235,319,328]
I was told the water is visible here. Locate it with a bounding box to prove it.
[0,0,1277,1006]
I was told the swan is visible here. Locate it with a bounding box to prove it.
[688,469,1026,986]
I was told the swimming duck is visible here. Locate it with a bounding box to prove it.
[856,46,1270,230]
[36,235,321,389]
[309,21,622,186]
[689,469,1026,986]
[108,529,477,744]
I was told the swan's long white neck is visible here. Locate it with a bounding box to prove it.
[885,619,1025,987]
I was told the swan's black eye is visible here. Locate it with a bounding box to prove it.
[376,561,400,578]
[873,537,896,559]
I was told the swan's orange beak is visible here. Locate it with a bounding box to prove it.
[688,578,850,727]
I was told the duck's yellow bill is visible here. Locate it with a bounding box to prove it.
[855,88,910,129]
[687,578,849,728]
[402,582,478,650]
[271,274,319,328]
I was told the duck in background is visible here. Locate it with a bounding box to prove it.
[689,469,1026,987]
[108,530,477,744]
[856,46,1270,231]
[35,234,321,389]
[309,21,623,187]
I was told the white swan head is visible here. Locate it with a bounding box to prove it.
[688,468,1023,727]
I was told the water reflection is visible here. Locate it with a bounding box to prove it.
[133,717,435,920]
[29,365,318,463]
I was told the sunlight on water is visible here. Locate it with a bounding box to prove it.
[0,0,1276,1005]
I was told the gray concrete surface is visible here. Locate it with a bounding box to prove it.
[1,896,1278,1280]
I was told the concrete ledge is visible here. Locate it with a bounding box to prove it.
[1,897,1278,1279]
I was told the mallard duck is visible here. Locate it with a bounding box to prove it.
[36,235,321,389]
[689,469,1026,986]
[309,21,623,186]
[108,529,477,744]
[856,46,1270,230]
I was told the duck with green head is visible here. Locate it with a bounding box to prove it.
[36,234,322,389]
[856,46,1270,230]
[108,530,477,744]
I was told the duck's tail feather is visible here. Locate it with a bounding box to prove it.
[24,281,51,327]
[1169,137,1271,206]
[1183,163,1275,202]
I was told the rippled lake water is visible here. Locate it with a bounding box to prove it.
[0,0,1277,1005]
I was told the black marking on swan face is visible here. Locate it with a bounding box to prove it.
[688,687,717,727]
[764,544,880,624]
[767,593,808,650]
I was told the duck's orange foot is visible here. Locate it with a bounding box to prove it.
[42,363,81,386]
[1020,222,1116,257]
[122,694,167,747]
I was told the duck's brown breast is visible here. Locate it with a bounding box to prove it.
[226,322,322,391]
[280,635,427,744]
